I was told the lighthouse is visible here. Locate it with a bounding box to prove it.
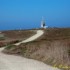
[41,17,47,29]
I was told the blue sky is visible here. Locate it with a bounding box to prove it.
[0,0,70,30]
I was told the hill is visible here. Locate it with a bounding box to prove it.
[2,28,70,70]
[0,30,36,47]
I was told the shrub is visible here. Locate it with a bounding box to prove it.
[5,45,15,50]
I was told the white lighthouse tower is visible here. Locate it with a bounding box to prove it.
[41,17,47,29]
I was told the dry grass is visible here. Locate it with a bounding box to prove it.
[2,30,36,40]
[0,30,36,47]
[3,28,70,70]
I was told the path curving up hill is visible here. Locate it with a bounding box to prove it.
[14,30,44,45]
[0,30,60,70]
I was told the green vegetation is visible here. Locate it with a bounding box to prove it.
[0,37,5,40]
[5,45,15,50]
[0,34,5,40]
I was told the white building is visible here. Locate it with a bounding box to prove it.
[41,17,47,29]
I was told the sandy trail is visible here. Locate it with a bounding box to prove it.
[14,30,44,45]
[0,30,60,70]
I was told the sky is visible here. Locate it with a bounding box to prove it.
[0,0,70,30]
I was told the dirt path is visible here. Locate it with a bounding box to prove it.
[14,30,44,45]
[0,30,60,70]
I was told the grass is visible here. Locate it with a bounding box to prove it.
[68,49,70,56]
[5,44,15,50]
[0,37,5,40]
[3,28,70,70]
[21,47,27,55]
[0,34,5,40]
[2,30,36,40]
